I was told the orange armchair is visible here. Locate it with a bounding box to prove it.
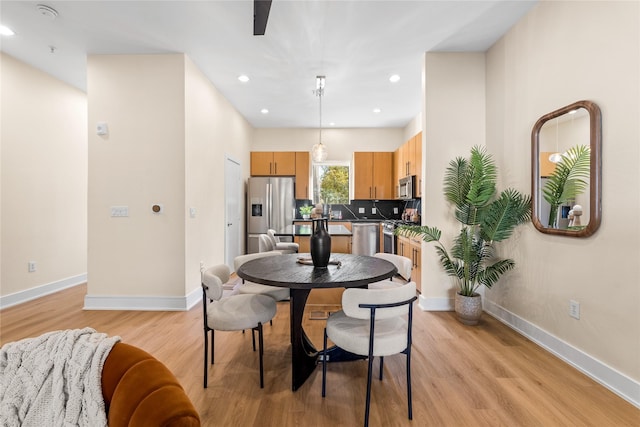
[102,342,200,427]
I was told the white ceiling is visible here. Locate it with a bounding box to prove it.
[0,0,536,128]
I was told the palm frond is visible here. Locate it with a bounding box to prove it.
[476,259,515,290]
[543,144,590,207]
[443,157,470,207]
[480,188,532,242]
[395,225,440,242]
[466,146,497,208]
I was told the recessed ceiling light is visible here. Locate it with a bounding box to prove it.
[329,122,335,126]
[238,75,250,83]
[0,25,15,36]
[389,74,400,83]
[261,108,269,114]
[373,108,381,114]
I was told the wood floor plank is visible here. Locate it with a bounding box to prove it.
[1,284,638,426]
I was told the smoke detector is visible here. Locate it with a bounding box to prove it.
[36,4,58,20]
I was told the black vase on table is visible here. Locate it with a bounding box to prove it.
[310,218,331,268]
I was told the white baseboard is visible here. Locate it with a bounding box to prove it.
[84,286,202,311]
[483,299,640,409]
[418,294,452,311]
[0,274,87,310]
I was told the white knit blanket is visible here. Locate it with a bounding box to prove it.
[0,328,120,427]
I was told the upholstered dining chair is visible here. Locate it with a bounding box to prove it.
[368,253,412,289]
[201,265,277,389]
[321,282,418,427]
[267,229,299,253]
[234,252,290,302]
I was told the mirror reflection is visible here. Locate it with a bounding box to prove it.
[531,100,601,237]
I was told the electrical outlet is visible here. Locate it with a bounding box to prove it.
[358,208,365,214]
[393,207,399,214]
[28,261,36,272]
[569,300,580,319]
[372,208,377,214]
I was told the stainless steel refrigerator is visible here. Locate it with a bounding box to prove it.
[246,177,295,253]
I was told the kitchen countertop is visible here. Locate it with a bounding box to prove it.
[277,224,352,236]
[293,218,387,223]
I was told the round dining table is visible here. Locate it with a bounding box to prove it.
[236,252,397,391]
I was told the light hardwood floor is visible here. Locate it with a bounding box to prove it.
[1,284,638,426]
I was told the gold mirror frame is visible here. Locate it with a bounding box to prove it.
[531,100,602,237]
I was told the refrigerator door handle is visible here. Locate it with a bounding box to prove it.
[266,182,271,229]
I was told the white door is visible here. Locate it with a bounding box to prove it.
[225,155,242,271]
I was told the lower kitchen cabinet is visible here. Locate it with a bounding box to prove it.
[398,236,421,292]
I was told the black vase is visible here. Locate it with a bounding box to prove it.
[310,218,331,268]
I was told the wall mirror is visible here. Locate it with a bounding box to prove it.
[531,100,602,237]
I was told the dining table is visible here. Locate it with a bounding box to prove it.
[236,252,397,391]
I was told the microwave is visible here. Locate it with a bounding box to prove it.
[398,175,415,200]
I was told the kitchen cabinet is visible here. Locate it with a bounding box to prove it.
[295,152,310,199]
[539,152,557,177]
[250,151,296,176]
[395,132,422,198]
[398,235,421,292]
[353,152,393,200]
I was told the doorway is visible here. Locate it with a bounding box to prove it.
[225,155,242,271]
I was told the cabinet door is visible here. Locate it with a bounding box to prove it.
[272,152,296,176]
[332,236,351,253]
[372,152,393,199]
[353,152,374,199]
[410,238,422,293]
[295,152,310,199]
[393,148,402,198]
[414,132,423,198]
[251,152,274,176]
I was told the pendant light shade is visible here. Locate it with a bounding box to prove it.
[311,75,328,162]
[311,142,328,162]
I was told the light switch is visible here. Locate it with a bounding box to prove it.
[110,206,129,217]
[189,207,197,218]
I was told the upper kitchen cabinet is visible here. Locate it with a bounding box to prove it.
[294,151,310,199]
[395,132,422,198]
[353,152,393,200]
[250,151,296,176]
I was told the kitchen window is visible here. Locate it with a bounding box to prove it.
[312,161,350,204]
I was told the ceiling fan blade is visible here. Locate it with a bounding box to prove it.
[253,0,272,36]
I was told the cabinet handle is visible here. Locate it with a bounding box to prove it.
[369,187,372,198]
[270,163,273,175]
[374,187,377,198]
[274,163,277,174]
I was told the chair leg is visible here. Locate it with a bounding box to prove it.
[257,323,265,388]
[210,330,215,365]
[203,329,208,388]
[379,356,384,380]
[322,328,328,397]
[406,351,413,420]
[252,328,257,351]
[364,355,374,427]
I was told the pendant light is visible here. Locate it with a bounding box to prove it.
[548,117,562,163]
[311,75,328,162]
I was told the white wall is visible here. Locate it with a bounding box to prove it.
[253,128,404,160]
[421,52,487,309]
[184,56,253,295]
[484,0,640,387]
[1,53,87,306]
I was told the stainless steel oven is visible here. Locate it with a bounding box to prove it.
[382,221,397,254]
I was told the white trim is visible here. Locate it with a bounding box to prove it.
[185,286,202,310]
[84,290,202,311]
[0,274,87,309]
[418,294,452,311]
[484,299,640,409]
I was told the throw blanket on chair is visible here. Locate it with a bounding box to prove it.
[0,327,120,427]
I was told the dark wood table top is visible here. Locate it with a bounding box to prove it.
[236,253,397,290]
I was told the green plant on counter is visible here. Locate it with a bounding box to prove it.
[299,205,313,216]
[395,146,531,296]
[542,144,590,228]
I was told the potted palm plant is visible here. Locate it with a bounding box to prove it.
[396,146,531,325]
[543,144,590,228]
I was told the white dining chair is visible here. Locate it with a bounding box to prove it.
[321,282,417,427]
[234,252,290,302]
[201,265,277,389]
[267,229,299,253]
[368,253,412,289]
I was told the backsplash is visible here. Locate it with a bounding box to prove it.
[295,199,421,221]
